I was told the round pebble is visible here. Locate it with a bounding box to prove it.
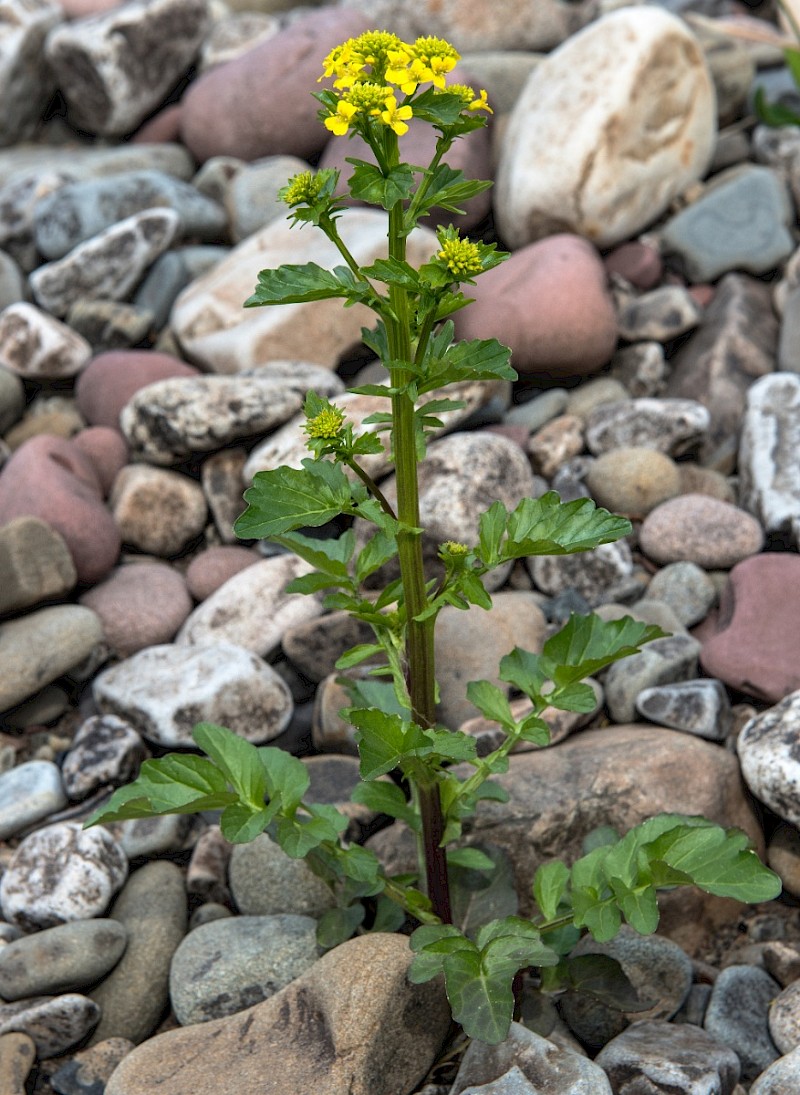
[639,494,765,568]
[229,833,336,920]
[585,447,681,517]
[184,545,262,601]
[79,563,192,657]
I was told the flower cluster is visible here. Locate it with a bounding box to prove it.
[280,170,325,207]
[437,233,484,279]
[319,30,488,139]
[305,404,345,440]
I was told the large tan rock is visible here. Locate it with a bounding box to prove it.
[495,8,716,247]
[104,934,450,1095]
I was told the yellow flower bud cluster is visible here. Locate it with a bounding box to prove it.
[281,170,325,207]
[438,235,484,279]
[448,84,493,115]
[441,540,470,556]
[305,405,345,440]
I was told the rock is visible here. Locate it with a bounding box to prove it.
[0,995,100,1059]
[49,1037,135,1095]
[45,0,211,137]
[0,435,120,583]
[0,822,127,932]
[646,561,717,627]
[89,861,187,1045]
[661,165,794,282]
[678,464,736,505]
[704,966,780,1081]
[585,398,710,457]
[79,563,192,657]
[75,350,199,430]
[616,285,702,343]
[180,8,369,162]
[595,1019,741,1093]
[199,11,280,73]
[562,928,694,1048]
[604,634,702,724]
[0,0,60,146]
[0,919,127,1000]
[604,241,663,290]
[33,171,227,260]
[229,832,335,919]
[0,364,24,433]
[171,208,438,374]
[340,0,591,52]
[738,691,800,827]
[60,714,150,802]
[585,448,681,518]
[186,826,231,907]
[639,495,764,569]
[458,1066,539,1094]
[564,378,629,421]
[134,245,230,330]
[185,545,261,601]
[226,155,304,239]
[453,235,618,378]
[0,516,76,615]
[435,594,547,730]
[750,1045,800,1094]
[769,981,800,1054]
[529,539,633,607]
[30,208,180,319]
[0,143,195,191]
[0,1032,35,1095]
[0,604,103,712]
[71,427,128,495]
[0,759,66,839]
[176,555,322,657]
[105,814,201,861]
[69,300,167,354]
[767,825,800,901]
[527,415,584,478]
[170,914,321,1025]
[119,370,335,465]
[282,610,374,685]
[494,7,715,248]
[665,274,778,466]
[505,389,568,432]
[609,341,668,399]
[0,302,92,379]
[201,448,249,543]
[636,679,732,741]
[763,940,800,987]
[451,1021,611,1094]
[104,933,450,1095]
[5,393,85,449]
[93,642,293,747]
[700,555,800,703]
[110,465,207,557]
[0,248,25,309]
[739,372,800,547]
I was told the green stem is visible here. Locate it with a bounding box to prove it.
[344,457,397,519]
[405,136,452,231]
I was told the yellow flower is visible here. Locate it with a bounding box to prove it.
[380,95,413,136]
[280,170,323,207]
[305,405,345,439]
[449,84,493,115]
[347,82,393,116]
[441,540,470,556]
[324,99,358,136]
[468,88,492,114]
[413,36,460,89]
[438,235,483,278]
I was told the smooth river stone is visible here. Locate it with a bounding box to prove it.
[0,759,66,840]
[739,371,800,547]
[0,919,127,1000]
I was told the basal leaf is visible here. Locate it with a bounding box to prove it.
[235,460,354,539]
[370,893,407,933]
[337,843,382,886]
[449,844,518,939]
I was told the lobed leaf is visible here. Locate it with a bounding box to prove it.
[235,460,354,540]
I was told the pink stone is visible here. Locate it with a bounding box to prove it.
[688,285,715,309]
[603,241,662,290]
[185,545,262,601]
[180,9,371,163]
[453,234,618,378]
[0,436,120,584]
[639,493,764,569]
[132,104,183,145]
[80,562,192,657]
[56,0,121,14]
[72,427,129,496]
[75,351,198,429]
[700,554,800,704]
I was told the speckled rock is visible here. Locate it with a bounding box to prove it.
[201,448,249,543]
[609,341,668,398]
[585,399,710,457]
[0,759,66,840]
[45,0,211,138]
[605,634,702,724]
[89,861,187,1046]
[750,1045,800,1094]
[0,0,60,146]
[585,447,681,518]
[704,966,780,1081]
[529,539,633,607]
[0,1032,36,1095]
[0,515,77,616]
[104,933,450,1095]
[61,714,150,802]
[769,980,800,1054]
[0,302,92,379]
[49,1037,135,1095]
[110,466,207,557]
[229,833,335,919]
[0,822,127,932]
[527,415,584,478]
[646,561,717,627]
[0,995,100,1059]
[30,209,180,319]
[595,1020,741,1094]
[636,679,732,741]
[616,285,703,343]
[640,494,764,568]
[170,914,321,1025]
[176,554,322,657]
[93,642,294,746]
[494,7,715,248]
[79,563,192,657]
[738,691,800,827]
[0,919,127,1001]
[739,371,800,547]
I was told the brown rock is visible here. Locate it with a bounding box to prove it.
[528,414,584,478]
[110,466,207,557]
[201,448,249,544]
[0,1032,35,1095]
[0,516,76,615]
[79,562,192,656]
[104,934,450,1095]
[185,545,261,601]
[639,494,764,569]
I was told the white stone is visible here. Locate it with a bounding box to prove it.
[0,760,67,840]
[0,822,128,931]
[0,994,100,1058]
[45,0,211,137]
[29,208,180,318]
[110,465,208,557]
[170,208,439,374]
[93,641,294,746]
[0,0,61,146]
[739,690,800,827]
[176,555,322,657]
[495,7,716,248]
[739,372,800,547]
[0,302,92,378]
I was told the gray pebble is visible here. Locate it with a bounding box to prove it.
[0,994,100,1059]
[636,679,732,741]
[229,833,335,920]
[0,760,67,840]
[0,919,127,1000]
[604,634,702,724]
[704,965,781,1081]
[646,561,717,627]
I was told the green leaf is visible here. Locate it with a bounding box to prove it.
[192,723,266,808]
[346,160,415,210]
[498,646,548,698]
[478,501,508,569]
[516,715,550,747]
[562,954,646,1012]
[412,163,493,219]
[443,948,515,1045]
[419,337,515,395]
[355,529,398,583]
[350,781,420,829]
[411,87,473,126]
[335,644,386,670]
[618,883,660,935]
[219,803,273,844]
[450,845,519,938]
[533,860,570,921]
[245,262,359,307]
[337,844,382,886]
[317,904,365,948]
[371,893,407,933]
[275,804,347,858]
[272,529,355,578]
[546,681,598,714]
[754,85,800,127]
[458,571,493,611]
[544,613,666,687]
[504,492,632,559]
[235,460,354,540]
[258,746,310,812]
[408,924,473,982]
[466,680,515,730]
[349,708,428,779]
[84,755,236,826]
[424,728,478,763]
[448,847,495,872]
[359,256,421,290]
